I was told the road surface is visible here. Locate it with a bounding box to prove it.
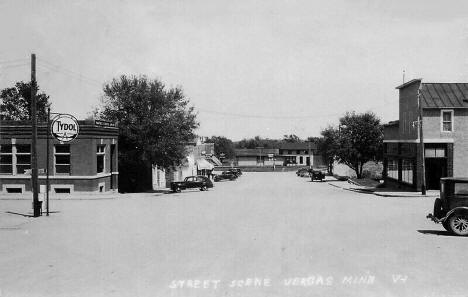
[0,172,465,297]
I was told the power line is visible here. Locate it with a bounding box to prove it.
[37,62,102,87]
[37,58,102,87]
[0,62,29,69]
[197,108,343,120]
[0,58,29,65]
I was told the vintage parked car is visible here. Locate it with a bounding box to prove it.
[296,168,310,177]
[310,169,326,182]
[214,171,238,182]
[427,177,468,236]
[171,176,213,192]
[227,168,242,177]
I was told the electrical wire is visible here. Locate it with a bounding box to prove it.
[197,108,343,120]
[0,58,29,65]
[36,58,102,87]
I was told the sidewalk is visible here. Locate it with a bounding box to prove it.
[327,179,439,198]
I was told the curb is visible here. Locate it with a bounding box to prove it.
[327,181,438,198]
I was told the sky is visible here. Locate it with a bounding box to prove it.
[1,0,468,141]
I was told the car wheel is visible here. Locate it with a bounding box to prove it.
[433,198,443,219]
[200,185,207,191]
[447,214,468,236]
[176,187,181,193]
[442,220,450,232]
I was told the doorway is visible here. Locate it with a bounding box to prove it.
[425,158,447,190]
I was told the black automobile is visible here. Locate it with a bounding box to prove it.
[214,171,238,182]
[310,169,325,181]
[227,168,242,177]
[296,168,310,177]
[171,176,213,192]
[427,177,468,236]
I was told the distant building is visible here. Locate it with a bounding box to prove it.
[383,79,468,190]
[152,137,220,190]
[0,120,118,194]
[234,148,279,166]
[234,143,324,167]
[278,142,324,167]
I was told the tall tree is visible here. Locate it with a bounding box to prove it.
[235,136,281,149]
[316,127,339,175]
[97,75,199,192]
[0,81,50,121]
[205,136,235,160]
[335,112,383,178]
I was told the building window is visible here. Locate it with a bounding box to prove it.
[425,147,446,158]
[15,144,31,174]
[401,159,413,184]
[0,144,13,174]
[299,156,303,164]
[288,150,292,155]
[296,150,301,155]
[55,145,71,174]
[97,145,106,173]
[387,159,398,180]
[441,110,453,132]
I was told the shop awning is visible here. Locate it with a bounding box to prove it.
[197,158,214,170]
[206,155,223,166]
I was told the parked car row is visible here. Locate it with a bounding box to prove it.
[214,168,242,182]
[170,168,243,192]
[296,167,326,182]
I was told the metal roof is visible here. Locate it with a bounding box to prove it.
[234,148,279,157]
[279,142,317,150]
[420,83,468,108]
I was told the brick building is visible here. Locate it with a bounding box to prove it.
[0,120,118,194]
[383,79,468,190]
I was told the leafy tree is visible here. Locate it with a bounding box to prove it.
[282,134,302,143]
[205,136,235,160]
[235,136,282,149]
[334,112,383,178]
[316,127,339,174]
[0,81,50,121]
[97,75,199,192]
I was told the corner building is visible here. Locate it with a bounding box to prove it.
[0,120,118,194]
[383,79,468,190]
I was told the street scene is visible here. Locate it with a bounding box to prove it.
[2,1,468,297]
[1,172,465,297]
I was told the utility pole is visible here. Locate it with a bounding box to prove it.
[256,146,264,167]
[46,107,50,216]
[418,81,426,195]
[308,141,312,169]
[31,53,40,216]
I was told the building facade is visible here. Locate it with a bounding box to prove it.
[234,144,324,168]
[0,120,118,194]
[234,148,280,166]
[152,138,218,190]
[383,79,468,190]
[278,142,324,167]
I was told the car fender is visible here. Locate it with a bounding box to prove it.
[442,207,468,222]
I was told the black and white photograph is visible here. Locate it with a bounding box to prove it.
[1,1,468,296]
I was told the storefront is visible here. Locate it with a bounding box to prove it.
[0,119,118,194]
